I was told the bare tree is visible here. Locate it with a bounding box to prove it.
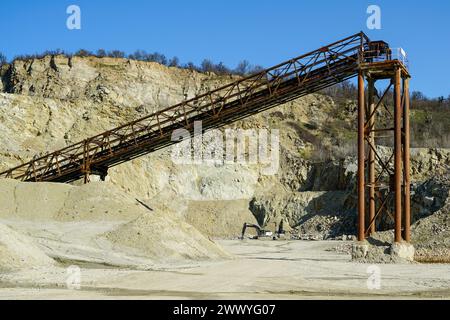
[213,62,230,75]
[74,49,92,57]
[235,60,250,75]
[168,56,180,67]
[146,52,167,65]
[96,49,106,57]
[0,52,7,66]
[129,50,147,61]
[184,62,197,71]
[108,50,125,58]
[411,91,426,101]
[201,59,214,73]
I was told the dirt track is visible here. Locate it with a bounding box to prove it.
[1,240,449,300]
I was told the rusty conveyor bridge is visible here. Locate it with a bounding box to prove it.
[0,32,412,243]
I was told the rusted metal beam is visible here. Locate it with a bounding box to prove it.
[357,71,366,242]
[394,67,403,243]
[403,77,411,242]
[368,78,376,236]
[365,193,391,237]
[364,83,392,127]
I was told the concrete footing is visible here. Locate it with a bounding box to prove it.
[351,242,369,260]
[390,242,415,262]
[351,241,415,263]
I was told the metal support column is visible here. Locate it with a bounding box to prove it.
[403,77,411,242]
[394,68,402,243]
[357,71,366,242]
[367,78,376,236]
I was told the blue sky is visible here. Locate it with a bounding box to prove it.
[1,0,449,98]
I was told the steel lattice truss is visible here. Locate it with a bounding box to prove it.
[0,33,369,183]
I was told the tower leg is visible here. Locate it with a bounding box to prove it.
[394,68,403,243]
[403,78,411,242]
[357,71,366,242]
[368,79,376,236]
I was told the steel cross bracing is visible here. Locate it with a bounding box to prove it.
[0,32,412,242]
[357,60,411,243]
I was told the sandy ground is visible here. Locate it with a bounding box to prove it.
[0,236,449,300]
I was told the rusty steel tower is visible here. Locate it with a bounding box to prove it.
[0,32,412,242]
[357,42,411,243]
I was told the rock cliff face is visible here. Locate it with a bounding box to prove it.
[2,55,226,106]
[0,55,448,239]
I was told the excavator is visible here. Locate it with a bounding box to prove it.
[240,220,286,240]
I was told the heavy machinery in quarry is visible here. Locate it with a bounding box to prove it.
[240,221,286,240]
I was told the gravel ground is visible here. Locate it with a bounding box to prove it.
[0,240,449,300]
